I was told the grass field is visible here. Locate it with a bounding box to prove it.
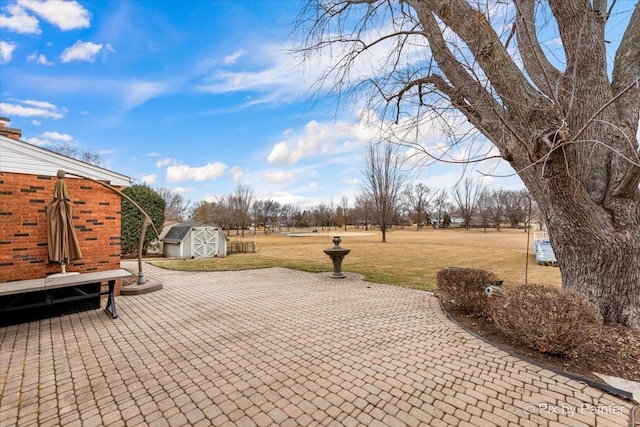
[152,227,562,291]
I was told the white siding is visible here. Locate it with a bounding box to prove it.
[0,135,132,186]
[164,242,183,259]
[183,229,193,258]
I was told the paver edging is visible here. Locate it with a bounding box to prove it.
[437,297,637,404]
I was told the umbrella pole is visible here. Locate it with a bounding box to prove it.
[138,216,149,284]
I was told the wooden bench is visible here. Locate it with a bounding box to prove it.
[0,269,132,324]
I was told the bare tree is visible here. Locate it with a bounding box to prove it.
[48,142,103,166]
[261,199,282,233]
[299,1,640,327]
[353,194,373,230]
[452,178,484,230]
[430,188,450,229]
[361,140,408,242]
[191,200,223,226]
[404,182,433,230]
[489,189,507,231]
[216,195,234,236]
[503,189,529,228]
[190,201,210,223]
[251,200,264,235]
[231,185,253,237]
[477,189,492,232]
[156,187,190,222]
[311,203,331,231]
[280,204,299,232]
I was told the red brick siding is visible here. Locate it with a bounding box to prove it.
[0,172,123,292]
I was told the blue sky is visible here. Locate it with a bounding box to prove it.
[0,0,528,209]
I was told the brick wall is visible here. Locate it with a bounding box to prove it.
[0,172,124,292]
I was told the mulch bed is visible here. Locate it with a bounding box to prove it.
[442,301,640,384]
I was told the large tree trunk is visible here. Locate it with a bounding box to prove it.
[553,227,640,328]
[539,193,640,328]
[515,112,640,328]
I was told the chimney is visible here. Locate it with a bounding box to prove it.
[0,116,22,140]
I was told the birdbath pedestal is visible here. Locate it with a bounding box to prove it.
[323,236,351,279]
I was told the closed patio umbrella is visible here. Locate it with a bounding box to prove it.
[46,170,82,273]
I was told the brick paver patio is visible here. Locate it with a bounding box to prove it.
[1,262,635,426]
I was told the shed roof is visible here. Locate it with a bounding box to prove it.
[163,221,202,243]
[162,221,223,243]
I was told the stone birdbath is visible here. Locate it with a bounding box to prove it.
[323,236,351,279]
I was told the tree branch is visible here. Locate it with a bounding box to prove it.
[612,2,640,137]
[514,0,563,102]
[411,8,503,138]
[415,0,546,123]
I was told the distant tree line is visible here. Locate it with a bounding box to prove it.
[183,171,538,242]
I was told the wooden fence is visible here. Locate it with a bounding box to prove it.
[227,241,256,254]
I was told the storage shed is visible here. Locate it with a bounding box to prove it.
[162,221,227,259]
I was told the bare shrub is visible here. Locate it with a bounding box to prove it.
[436,267,497,316]
[489,284,602,356]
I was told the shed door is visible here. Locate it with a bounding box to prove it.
[192,227,217,258]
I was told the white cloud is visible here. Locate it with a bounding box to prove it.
[32,119,41,125]
[41,131,72,141]
[0,41,16,63]
[19,0,90,31]
[342,178,359,186]
[223,50,246,65]
[195,43,309,106]
[265,171,296,183]
[24,137,48,146]
[267,142,293,165]
[0,101,63,119]
[23,130,74,146]
[146,152,162,157]
[11,73,175,112]
[166,162,227,182]
[172,187,194,194]
[140,174,157,185]
[228,166,243,181]
[0,4,40,34]
[267,120,335,165]
[479,175,495,186]
[196,22,428,110]
[155,158,173,168]
[122,81,168,109]
[197,63,299,100]
[28,52,53,65]
[60,40,103,63]
[267,118,374,166]
[22,99,56,109]
[300,181,319,192]
[261,191,309,208]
